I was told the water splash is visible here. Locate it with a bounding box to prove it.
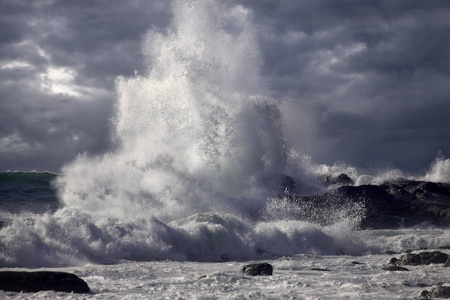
[421,153,450,183]
[55,0,300,221]
[2,0,450,269]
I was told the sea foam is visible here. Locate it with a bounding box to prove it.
[1,0,449,269]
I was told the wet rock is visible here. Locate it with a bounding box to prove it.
[382,266,409,271]
[289,179,450,229]
[398,251,449,266]
[291,184,412,229]
[320,173,354,187]
[242,263,273,276]
[423,286,450,298]
[421,289,431,298]
[389,257,399,265]
[381,180,450,227]
[0,271,90,293]
[403,282,430,288]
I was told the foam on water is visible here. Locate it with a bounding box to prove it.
[0,209,367,267]
[304,153,450,186]
[1,0,449,269]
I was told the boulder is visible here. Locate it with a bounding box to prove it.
[381,180,450,227]
[431,286,450,298]
[398,251,449,266]
[287,179,450,229]
[320,173,354,187]
[382,266,409,271]
[0,271,90,293]
[242,263,273,276]
[290,184,411,228]
[422,286,450,299]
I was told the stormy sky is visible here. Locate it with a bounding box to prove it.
[1,0,450,173]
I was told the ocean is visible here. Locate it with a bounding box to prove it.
[0,171,449,299]
[1,0,449,298]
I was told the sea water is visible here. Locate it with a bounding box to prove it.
[1,0,449,298]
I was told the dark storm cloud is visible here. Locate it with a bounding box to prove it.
[1,0,449,173]
[236,0,450,171]
[0,0,172,172]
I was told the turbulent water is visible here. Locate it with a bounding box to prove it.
[1,0,449,298]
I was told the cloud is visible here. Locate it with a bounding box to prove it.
[239,0,450,171]
[1,0,449,173]
[0,0,172,172]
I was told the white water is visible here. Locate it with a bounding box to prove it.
[2,245,450,299]
[1,0,450,268]
[1,0,450,298]
[55,0,302,221]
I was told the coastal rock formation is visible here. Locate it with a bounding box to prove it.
[319,173,354,187]
[288,177,450,229]
[242,263,273,276]
[422,285,450,299]
[382,266,409,271]
[429,286,450,298]
[0,271,90,293]
[398,251,449,266]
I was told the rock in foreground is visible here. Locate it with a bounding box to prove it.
[0,271,90,293]
[242,263,273,276]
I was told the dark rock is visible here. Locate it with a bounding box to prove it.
[0,271,90,293]
[310,268,331,272]
[421,289,431,298]
[382,266,409,271]
[416,283,431,288]
[320,173,354,187]
[398,251,449,266]
[242,263,273,276]
[404,282,430,288]
[389,257,399,265]
[291,184,413,229]
[429,286,450,298]
[445,256,450,267]
[287,179,450,229]
[382,180,450,227]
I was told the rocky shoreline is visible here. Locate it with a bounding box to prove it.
[1,250,449,297]
[1,174,449,296]
[0,271,90,293]
[241,250,450,299]
[283,174,450,229]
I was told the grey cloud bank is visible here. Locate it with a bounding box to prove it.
[1,0,449,173]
